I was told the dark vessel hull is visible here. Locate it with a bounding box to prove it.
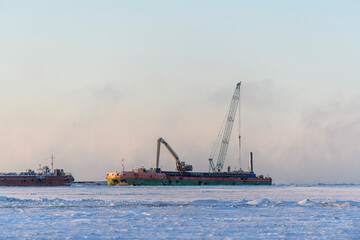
[0,175,74,186]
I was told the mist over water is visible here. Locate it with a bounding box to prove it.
[239,80,360,184]
[0,79,359,184]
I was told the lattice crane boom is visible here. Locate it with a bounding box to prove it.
[209,82,241,172]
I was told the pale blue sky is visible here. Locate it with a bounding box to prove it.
[0,1,359,183]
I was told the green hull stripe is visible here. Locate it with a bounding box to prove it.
[107,178,271,186]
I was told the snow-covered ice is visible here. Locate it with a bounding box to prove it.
[0,184,360,239]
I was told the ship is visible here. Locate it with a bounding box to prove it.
[0,156,74,186]
[107,82,272,186]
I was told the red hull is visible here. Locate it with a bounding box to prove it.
[0,175,74,186]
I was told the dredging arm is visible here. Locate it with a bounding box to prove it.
[156,137,193,172]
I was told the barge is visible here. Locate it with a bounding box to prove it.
[107,167,271,186]
[107,82,272,186]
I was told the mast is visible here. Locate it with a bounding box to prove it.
[50,154,55,172]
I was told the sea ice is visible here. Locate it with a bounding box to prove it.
[0,184,359,239]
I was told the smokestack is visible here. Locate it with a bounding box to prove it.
[249,152,253,172]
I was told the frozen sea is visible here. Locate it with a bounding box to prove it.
[0,184,360,239]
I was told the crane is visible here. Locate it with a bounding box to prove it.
[156,137,193,172]
[209,82,241,172]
